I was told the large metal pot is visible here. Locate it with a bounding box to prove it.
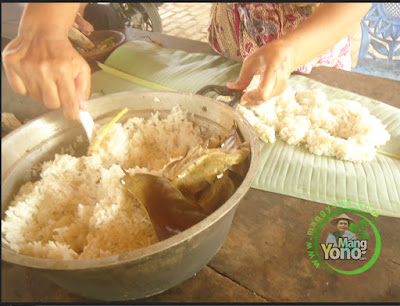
[1,90,260,301]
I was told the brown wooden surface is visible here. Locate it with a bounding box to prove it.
[2,28,400,303]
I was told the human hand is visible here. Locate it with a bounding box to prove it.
[2,27,91,120]
[227,40,296,106]
[75,17,94,36]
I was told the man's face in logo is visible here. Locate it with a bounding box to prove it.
[337,219,349,234]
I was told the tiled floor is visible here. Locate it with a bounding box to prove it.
[158,3,363,67]
[159,3,210,43]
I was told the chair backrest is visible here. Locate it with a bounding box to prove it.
[358,3,400,62]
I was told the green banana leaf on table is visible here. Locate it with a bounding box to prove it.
[91,41,400,218]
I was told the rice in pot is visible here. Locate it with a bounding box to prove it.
[2,106,205,260]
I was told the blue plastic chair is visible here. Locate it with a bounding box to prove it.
[352,3,400,81]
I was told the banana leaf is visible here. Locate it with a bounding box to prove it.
[252,77,400,218]
[91,40,242,95]
[90,41,400,218]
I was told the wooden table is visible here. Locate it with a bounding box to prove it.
[2,28,400,303]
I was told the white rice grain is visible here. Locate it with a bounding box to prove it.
[237,75,390,162]
[2,107,206,260]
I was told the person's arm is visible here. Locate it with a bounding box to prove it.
[74,3,94,36]
[228,3,372,105]
[2,3,91,120]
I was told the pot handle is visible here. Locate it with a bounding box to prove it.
[195,85,243,108]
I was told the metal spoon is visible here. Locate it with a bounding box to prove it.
[79,110,94,142]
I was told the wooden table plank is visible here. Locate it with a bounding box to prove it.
[299,68,400,108]
[208,190,400,302]
[135,266,268,303]
[1,262,267,303]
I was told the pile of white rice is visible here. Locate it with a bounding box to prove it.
[237,76,390,162]
[1,106,205,260]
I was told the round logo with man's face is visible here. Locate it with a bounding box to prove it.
[306,205,381,275]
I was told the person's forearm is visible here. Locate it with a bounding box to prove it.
[281,3,372,70]
[18,3,81,38]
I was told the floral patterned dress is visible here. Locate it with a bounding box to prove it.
[207,3,351,73]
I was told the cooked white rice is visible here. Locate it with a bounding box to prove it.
[2,106,205,260]
[237,76,390,162]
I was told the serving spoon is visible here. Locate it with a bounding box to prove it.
[79,110,94,142]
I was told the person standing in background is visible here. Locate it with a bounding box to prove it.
[208,3,371,105]
[2,3,371,121]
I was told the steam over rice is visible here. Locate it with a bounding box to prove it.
[2,106,204,260]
